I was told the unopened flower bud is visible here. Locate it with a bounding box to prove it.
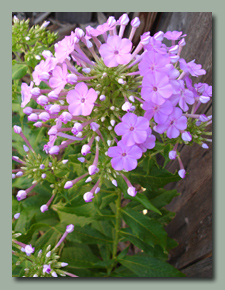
[64,181,73,189]
[81,144,91,156]
[127,186,137,197]
[30,87,41,96]
[178,169,186,179]
[77,157,85,163]
[88,165,99,175]
[66,224,74,233]
[48,91,58,100]
[14,213,20,219]
[85,177,92,183]
[169,150,177,160]
[112,179,117,187]
[131,17,140,28]
[16,190,27,201]
[66,74,77,84]
[23,145,29,152]
[83,192,94,202]
[99,95,106,101]
[23,107,33,115]
[39,112,50,121]
[16,171,23,177]
[13,125,22,134]
[182,131,192,142]
[37,95,48,106]
[40,204,48,213]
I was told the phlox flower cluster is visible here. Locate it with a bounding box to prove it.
[12,224,78,277]
[16,13,212,202]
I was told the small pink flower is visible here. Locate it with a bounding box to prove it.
[49,64,68,94]
[67,82,97,116]
[99,35,132,67]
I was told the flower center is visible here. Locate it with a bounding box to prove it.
[81,98,85,103]
[130,127,134,131]
[170,120,175,125]
[122,153,127,157]
[114,50,119,55]
[153,86,158,92]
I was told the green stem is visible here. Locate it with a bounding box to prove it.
[112,190,121,259]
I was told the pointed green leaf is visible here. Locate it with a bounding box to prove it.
[118,254,185,277]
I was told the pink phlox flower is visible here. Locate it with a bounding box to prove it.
[55,32,76,63]
[49,63,68,94]
[32,57,57,86]
[170,80,195,111]
[67,82,97,116]
[87,23,113,38]
[194,82,212,103]
[143,100,174,124]
[144,36,167,54]
[164,31,183,40]
[179,59,206,77]
[21,244,35,256]
[114,113,149,146]
[154,107,187,139]
[138,128,156,153]
[107,140,142,171]
[141,72,173,105]
[43,264,51,274]
[99,35,132,67]
[139,50,170,77]
[21,81,33,108]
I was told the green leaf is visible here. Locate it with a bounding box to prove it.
[118,254,185,277]
[119,228,167,261]
[60,245,102,269]
[129,159,181,190]
[121,208,167,249]
[146,189,180,209]
[12,64,28,80]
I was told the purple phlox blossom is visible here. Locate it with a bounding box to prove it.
[99,35,132,67]
[137,128,156,153]
[43,264,51,275]
[21,82,34,108]
[182,131,192,142]
[154,107,187,139]
[142,99,174,124]
[139,50,170,76]
[107,140,142,171]
[179,58,206,77]
[114,113,149,146]
[169,80,195,111]
[21,244,35,256]
[67,82,98,116]
[49,63,69,94]
[144,36,167,55]
[55,32,76,63]
[32,57,57,85]
[141,72,173,105]
[164,31,183,41]
[194,82,212,103]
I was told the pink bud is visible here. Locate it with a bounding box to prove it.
[34,121,43,127]
[81,144,91,156]
[28,113,39,122]
[13,125,22,134]
[118,13,129,25]
[178,169,186,179]
[66,224,74,233]
[37,95,48,106]
[88,165,99,176]
[40,204,48,213]
[64,181,73,189]
[16,190,27,201]
[127,186,137,197]
[83,192,94,202]
[131,17,140,28]
[169,150,177,160]
[23,107,33,115]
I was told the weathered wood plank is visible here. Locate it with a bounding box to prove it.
[181,256,213,278]
[153,12,212,277]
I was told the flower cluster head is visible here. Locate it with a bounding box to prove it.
[12,225,78,277]
[16,13,212,202]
